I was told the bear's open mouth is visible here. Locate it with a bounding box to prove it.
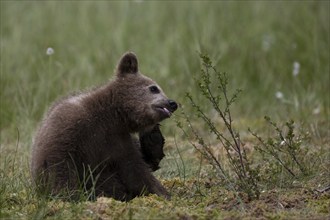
[154,106,172,117]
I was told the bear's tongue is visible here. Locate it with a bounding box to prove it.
[163,107,171,116]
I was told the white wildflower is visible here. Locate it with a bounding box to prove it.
[46,47,54,56]
[292,43,297,49]
[312,106,321,115]
[262,34,274,52]
[275,91,284,100]
[85,209,94,215]
[292,61,300,76]
[262,40,271,51]
[280,140,286,146]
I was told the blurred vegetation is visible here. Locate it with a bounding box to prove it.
[1,1,329,133]
[1,1,329,219]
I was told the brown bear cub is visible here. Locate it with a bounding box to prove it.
[31,52,177,201]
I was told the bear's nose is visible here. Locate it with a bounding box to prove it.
[168,100,178,112]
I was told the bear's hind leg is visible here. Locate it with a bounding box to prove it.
[93,171,129,201]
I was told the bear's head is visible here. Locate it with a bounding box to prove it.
[111,52,177,132]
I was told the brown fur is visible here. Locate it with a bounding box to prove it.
[31,52,177,201]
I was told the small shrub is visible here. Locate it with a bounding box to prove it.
[177,53,260,200]
[249,117,310,180]
[177,52,317,203]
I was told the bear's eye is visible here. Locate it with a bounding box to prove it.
[149,85,160,94]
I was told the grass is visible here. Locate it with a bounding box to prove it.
[1,1,329,219]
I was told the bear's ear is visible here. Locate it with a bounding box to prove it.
[116,52,138,76]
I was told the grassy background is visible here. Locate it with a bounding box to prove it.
[1,1,329,219]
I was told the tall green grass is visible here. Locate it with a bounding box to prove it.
[1,1,329,134]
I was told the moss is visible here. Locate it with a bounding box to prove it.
[72,179,329,220]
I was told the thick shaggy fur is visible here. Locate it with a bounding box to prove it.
[31,52,177,201]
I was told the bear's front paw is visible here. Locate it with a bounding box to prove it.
[139,124,165,171]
